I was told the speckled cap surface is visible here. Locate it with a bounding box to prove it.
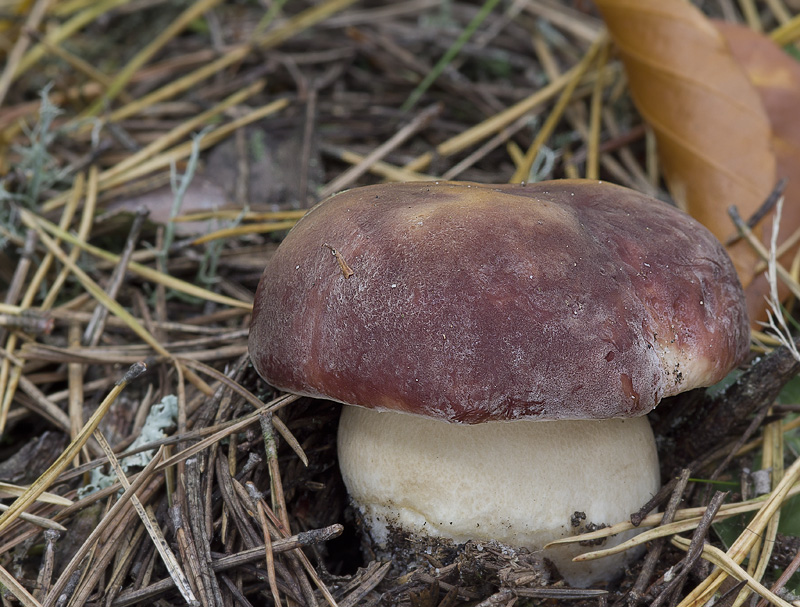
[248,180,750,423]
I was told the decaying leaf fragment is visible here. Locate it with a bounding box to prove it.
[594,0,777,321]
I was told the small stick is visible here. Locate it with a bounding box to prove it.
[0,0,52,107]
[725,179,787,246]
[34,529,60,601]
[630,474,687,527]
[259,412,290,530]
[2,229,37,313]
[251,490,338,607]
[0,310,53,335]
[318,102,442,200]
[650,491,728,607]
[338,562,392,607]
[83,207,149,346]
[42,426,158,606]
[185,456,224,606]
[626,469,691,605]
[167,506,204,605]
[24,29,129,102]
[701,403,772,503]
[110,525,344,607]
[756,541,800,607]
[728,205,800,301]
[247,483,282,607]
[67,322,87,467]
[442,113,531,181]
[94,432,197,606]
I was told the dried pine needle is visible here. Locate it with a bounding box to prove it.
[3,2,800,604]
[93,432,197,604]
[509,33,606,183]
[174,209,308,222]
[677,455,800,607]
[25,212,252,310]
[0,362,146,533]
[586,41,610,180]
[771,13,800,44]
[671,537,793,607]
[191,221,299,245]
[545,482,800,559]
[14,0,131,78]
[0,504,67,532]
[19,209,214,396]
[0,482,72,506]
[0,563,41,607]
[82,0,226,117]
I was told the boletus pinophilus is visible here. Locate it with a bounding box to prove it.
[248,180,749,586]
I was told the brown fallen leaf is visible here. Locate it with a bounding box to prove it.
[716,21,800,323]
[594,0,777,323]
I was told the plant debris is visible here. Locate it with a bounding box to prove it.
[1,1,800,606]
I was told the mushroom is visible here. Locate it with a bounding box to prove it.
[248,180,750,586]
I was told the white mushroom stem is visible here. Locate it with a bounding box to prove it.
[337,406,660,587]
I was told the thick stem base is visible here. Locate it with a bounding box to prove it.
[337,406,660,587]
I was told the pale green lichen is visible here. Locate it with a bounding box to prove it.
[78,395,177,497]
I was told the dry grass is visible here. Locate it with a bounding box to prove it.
[1,1,800,606]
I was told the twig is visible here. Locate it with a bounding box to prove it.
[757,541,800,607]
[761,195,800,362]
[626,469,691,606]
[34,529,60,600]
[41,418,158,605]
[83,0,359,128]
[402,0,503,111]
[650,491,727,607]
[251,489,339,607]
[83,0,226,116]
[0,0,54,107]
[0,173,87,434]
[247,483,282,607]
[676,453,800,607]
[586,41,609,180]
[725,178,786,246]
[27,213,251,309]
[0,361,147,533]
[110,525,344,607]
[318,102,442,199]
[441,112,531,180]
[1,230,37,316]
[672,537,793,607]
[728,205,800,302]
[185,456,224,606]
[630,473,687,527]
[0,505,65,531]
[0,562,42,607]
[168,506,204,605]
[701,403,773,502]
[667,332,800,467]
[83,207,148,346]
[547,483,800,557]
[94,432,198,606]
[20,210,214,395]
[509,34,606,183]
[67,322,87,467]
[338,562,392,607]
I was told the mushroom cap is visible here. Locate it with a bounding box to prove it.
[249,180,749,423]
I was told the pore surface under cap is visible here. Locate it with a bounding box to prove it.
[249,180,749,423]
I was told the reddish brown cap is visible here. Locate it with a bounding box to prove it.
[248,180,749,423]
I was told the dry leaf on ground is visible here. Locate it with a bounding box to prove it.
[595,0,777,323]
[716,21,800,322]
